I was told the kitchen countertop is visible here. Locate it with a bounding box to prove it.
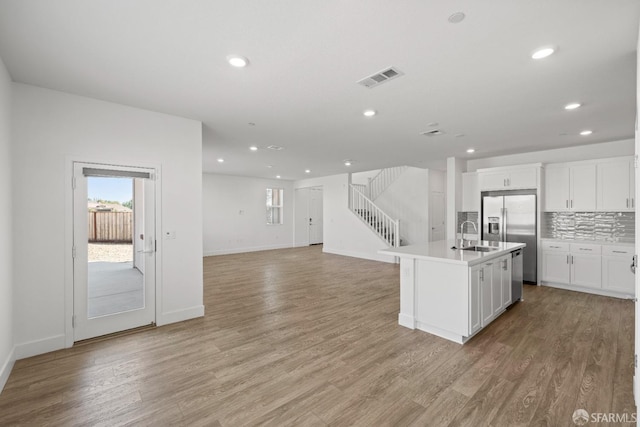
[540,238,634,247]
[380,240,526,266]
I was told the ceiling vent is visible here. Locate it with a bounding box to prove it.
[267,145,284,150]
[357,67,404,89]
[420,129,445,136]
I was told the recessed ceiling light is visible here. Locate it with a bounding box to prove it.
[344,160,353,166]
[455,133,465,138]
[248,122,256,126]
[448,12,466,24]
[266,165,273,168]
[363,109,377,117]
[249,146,258,151]
[227,55,249,67]
[276,175,281,179]
[531,46,556,59]
[427,122,439,127]
[217,158,224,163]
[580,130,593,136]
[565,103,581,110]
[305,169,311,174]
[466,148,475,153]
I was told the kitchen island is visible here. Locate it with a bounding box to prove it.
[380,240,526,344]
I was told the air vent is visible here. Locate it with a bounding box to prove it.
[420,129,445,136]
[267,145,284,150]
[357,67,404,89]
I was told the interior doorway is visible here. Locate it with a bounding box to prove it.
[294,186,324,246]
[73,162,156,341]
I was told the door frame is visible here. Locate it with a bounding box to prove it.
[294,185,324,247]
[64,156,163,348]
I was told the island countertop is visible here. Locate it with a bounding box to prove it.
[380,240,526,266]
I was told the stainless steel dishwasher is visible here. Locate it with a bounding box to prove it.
[511,249,523,303]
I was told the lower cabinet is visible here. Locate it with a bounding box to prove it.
[469,254,511,335]
[541,241,634,296]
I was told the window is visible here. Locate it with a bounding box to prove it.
[266,188,284,225]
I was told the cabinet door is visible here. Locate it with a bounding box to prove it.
[542,251,570,284]
[462,173,479,212]
[491,261,502,317]
[469,266,482,335]
[597,160,631,211]
[630,159,636,210]
[508,168,537,189]
[570,253,601,289]
[479,172,507,190]
[481,264,494,326]
[570,164,597,211]
[602,256,635,294]
[544,167,570,211]
[501,256,512,309]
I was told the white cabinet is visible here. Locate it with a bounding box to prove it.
[602,246,635,294]
[544,164,596,211]
[462,172,479,212]
[479,167,538,191]
[541,241,635,296]
[597,158,635,211]
[469,254,511,335]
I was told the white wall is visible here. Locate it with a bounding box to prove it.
[203,174,294,255]
[0,56,13,392]
[374,167,429,245]
[467,139,633,171]
[446,157,465,241]
[295,174,395,263]
[12,84,203,358]
[351,169,380,186]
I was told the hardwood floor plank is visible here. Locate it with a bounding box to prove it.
[0,246,635,426]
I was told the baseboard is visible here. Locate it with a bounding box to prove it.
[203,244,293,257]
[158,305,205,326]
[0,346,16,394]
[541,281,635,300]
[322,247,397,263]
[398,313,415,329]
[14,334,65,360]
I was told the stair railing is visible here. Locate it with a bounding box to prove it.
[349,184,400,248]
[368,166,408,201]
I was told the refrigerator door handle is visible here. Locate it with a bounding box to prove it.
[500,207,506,242]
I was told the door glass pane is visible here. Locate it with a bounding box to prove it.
[87,177,143,318]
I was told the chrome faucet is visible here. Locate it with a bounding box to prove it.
[460,220,478,248]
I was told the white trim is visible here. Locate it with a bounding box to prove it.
[203,244,293,257]
[157,305,205,326]
[398,313,415,329]
[541,281,635,299]
[0,346,15,393]
[322,247,397,263]
[415,321,468,345]
[14,335,65,360]
[65,156,163,348]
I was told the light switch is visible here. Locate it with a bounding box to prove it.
[164,230,176,240]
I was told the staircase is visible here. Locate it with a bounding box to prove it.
[349,184,400,247]
[367,166,408,200]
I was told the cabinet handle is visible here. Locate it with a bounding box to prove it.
[579,248,592,251]
[566,255,569,264]
[503,178,506,187]
[633,198,635,208]
[480,270,484,281]
[613,250,628,254]
[570,199,573,208]
[627,198,629,208]
[571,255,574,264]
[566,200,569,208]
[550,245,561,248]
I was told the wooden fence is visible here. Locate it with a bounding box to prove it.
[88,211,133,243]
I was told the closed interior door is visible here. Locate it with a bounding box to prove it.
[73,162,156,341]
[429,191,445,241]
[309,187,323,245]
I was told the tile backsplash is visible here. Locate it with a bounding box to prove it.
[542,212,635,243]
[457,211,479,234]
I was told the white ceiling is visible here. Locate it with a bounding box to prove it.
[0,1,638,179]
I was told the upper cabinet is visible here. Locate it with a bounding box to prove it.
[478,166,538,191]
[462,172,479,212]
[544,164,596,211]
[543,156,634,212]
[597,158,635,211]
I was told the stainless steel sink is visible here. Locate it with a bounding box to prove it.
[451,245,498,252]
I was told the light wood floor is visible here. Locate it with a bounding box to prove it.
[0,246,636,426]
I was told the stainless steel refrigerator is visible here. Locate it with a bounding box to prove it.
[482,190,537,283]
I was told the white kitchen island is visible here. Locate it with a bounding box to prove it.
[380,240,526,344]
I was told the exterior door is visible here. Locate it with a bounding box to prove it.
[309,188,323,245]
[73,162,156,341]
